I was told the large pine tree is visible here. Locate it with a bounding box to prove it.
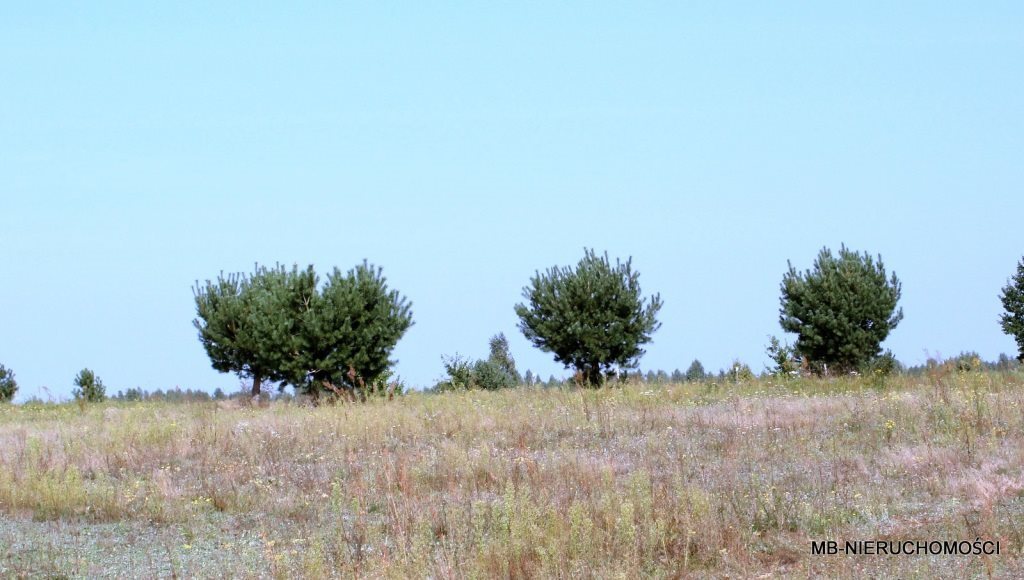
[515,249,662,386]
[780,245,902,374]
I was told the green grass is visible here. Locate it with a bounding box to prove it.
[1,370,1022,578]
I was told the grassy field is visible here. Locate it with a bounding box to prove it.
[1,370,1022,578]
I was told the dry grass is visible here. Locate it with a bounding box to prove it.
[1,370,1023,578]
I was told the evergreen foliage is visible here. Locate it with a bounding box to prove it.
[523,370,535,386]
[1000,258,1024,362]
[73,368,106,402]
[471,359,517,390]
[780,245,903,374]
[288,263,413,401]
[684,359,706,382]
[765,335,800,377]
[997,353,1021,372]
[192,264,315,397]
[437,355,475,391]
[862,349,902,377]
[436,333,521,391]
[0,364,16,403]
[727,360,756,383]
[119,387,145,401]
[487,333,521,383]
[194,262,412,401]
[515,249,663,387]
[670,369,685,382]
[110,387,213,402]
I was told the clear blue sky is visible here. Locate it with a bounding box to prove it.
[3,2,1022,401]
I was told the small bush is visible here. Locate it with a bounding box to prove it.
[862,350,902,376]
[436,355,517,391]
[436,333,521,391]
[950,351,983,373]
[727,361,755,383]
[765,336,800,377]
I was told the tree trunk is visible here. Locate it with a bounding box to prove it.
[251,371,263,398]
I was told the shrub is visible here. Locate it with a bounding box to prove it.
[436,334,521,391]
[780,245,902,374]
[364,368,406,399]
[868,350,902,374]
[765,335,800,377]
[73,368,105,402]
[950,352,983,373]
[436,355,475,391]
[0,364,17,403]
[472,359,518,390]
[515,249,663,387]
[727,361,755,383]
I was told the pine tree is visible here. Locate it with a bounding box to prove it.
[73,368,105,402]
[487,333,521,383]
[765,335,800,377]
[780,245,902,374]
[195,262,412,401]
[0,364,17,403]
[515,249,663,387]
[727,361,755,383]
[684,359,706,382]
[1000,258,1024,362]
[288,262,413,401]
[193,264,316,397]
[523,370,535,386]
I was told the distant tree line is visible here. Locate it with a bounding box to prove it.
[112,386,218,403]
[5,247,1024,404]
